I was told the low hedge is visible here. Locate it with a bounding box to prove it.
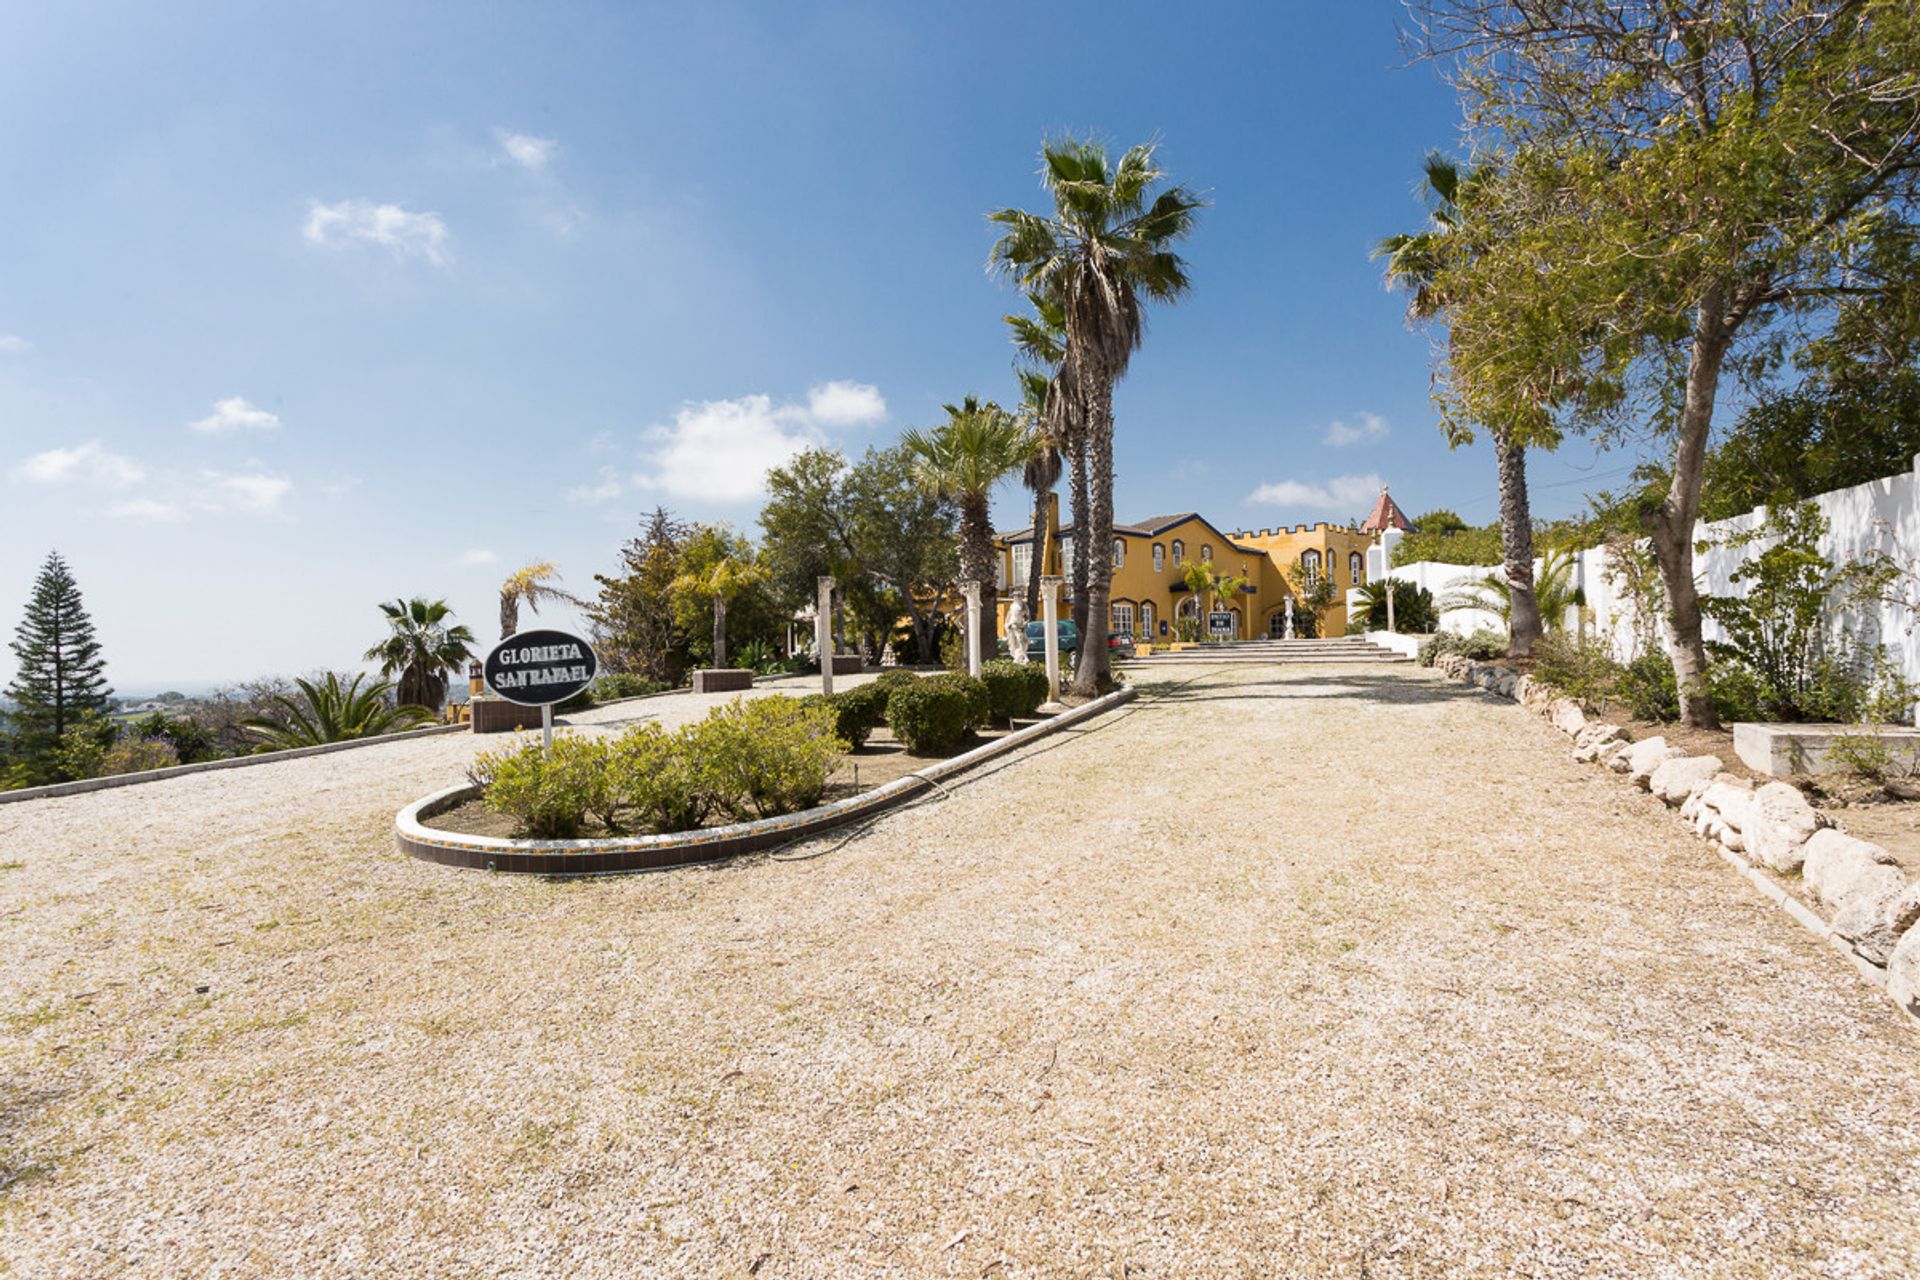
[802,680,893,750]
[979,660,1048,723]
[885,673,988,754]
[1416,629,1507,668]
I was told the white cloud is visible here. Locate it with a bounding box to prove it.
[496,129,557,171]
[567,468,625,506]
[200,468,292,515]
[190,396,281,434]
[805,380,887,427]
[108,498,182,522]
[0,334,29,353]
[1245,472,1384,511]
[633,395,826,503]
[1322,412,1390,447]
[456,548,498,566]
[304,199,450,266]
[10,440,144,489]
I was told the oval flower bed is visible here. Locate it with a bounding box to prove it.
[398,665,1129,874]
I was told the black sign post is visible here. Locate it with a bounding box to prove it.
[1208,610,1234,639]
[483,628,598,751]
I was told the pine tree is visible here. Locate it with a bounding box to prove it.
[6,551,112,777]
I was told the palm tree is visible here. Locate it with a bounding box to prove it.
[671,553,766,668]
[1440,546,1585,632]
[1006,291,1077,626]
[900,398,1032,649]
[1376,154,1545,657]
[990,136,1203,695]
[242,672,432,749]
[498,560,582,639]
[363,597,477,711]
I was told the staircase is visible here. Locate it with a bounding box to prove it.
[1125,636,1412,666]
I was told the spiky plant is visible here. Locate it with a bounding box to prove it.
[241,672,433,749]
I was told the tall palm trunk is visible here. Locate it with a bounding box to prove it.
[960,492,997,660]
[499,596,517,640]
[1495,427,1543,657]
[712,597,727,668]
[1067,430,1090,649]
[1072,377,1115,696]
[1652,288,1730,729]
[1024,485,1047,621]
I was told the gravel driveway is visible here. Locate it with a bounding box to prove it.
[3,663,1917,1278]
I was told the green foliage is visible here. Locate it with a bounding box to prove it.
[886,673,987,754]
[606,722,718,834]
[364,596,475,711]
[939,628,967,672]
[241,672,433,749]
[470,734,613,839]
[1352,580,1438,634]
[1416,629,1507,667]
[1438,547,1585,630]
[594,673,667,702]
[1617,654,1680,724]
[591,509,694,685]
[1701,505,1913,723]
[126,711,220,764]
[1530,633,1625,714]
[695,695,846,820]
[53,711,118,781]
[5,551,112,783]
[802,681,890,751]
[93,736,182,778]
[979,660,1047,723]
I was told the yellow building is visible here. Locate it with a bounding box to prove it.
[994,509,1381,644]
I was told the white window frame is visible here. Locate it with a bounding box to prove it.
[1171,539,1185,566]
[1111,601,1134,637]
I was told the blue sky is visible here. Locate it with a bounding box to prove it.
[0,1,1650,689]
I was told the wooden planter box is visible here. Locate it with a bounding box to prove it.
[830,654,864,675]
[692,668,755,694]
[471,698,543,734]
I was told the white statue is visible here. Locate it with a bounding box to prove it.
[1284,597,1295,640]
[1005,600,1030,664]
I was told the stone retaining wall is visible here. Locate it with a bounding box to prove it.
[1432,653,1920,1023]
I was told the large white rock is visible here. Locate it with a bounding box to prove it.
[1625,737,1685,789]
[1888,927,1920,1015]
[1550,700,1587,736]
[1801,829,1902,910]
[1744,782,1826,874]
[1832,880,1920,967]
[1650,755,1725,806]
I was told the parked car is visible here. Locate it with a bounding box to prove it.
[1107,630,1135,659]
[1025,618,1078,658]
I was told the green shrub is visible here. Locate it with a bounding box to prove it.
[979,660,1048,723]
[94,737,181,777]
[1531,633,1625,713]
[1617,653,1680,722]
[1416,629,1507,667]
[696,696,846,820]
[873,669,919,693]
[886,675,985,753]
[939,629,967,672]
[470,733,613,838]
[606,722,717,833]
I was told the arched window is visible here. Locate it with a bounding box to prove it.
[1171,539,1185,566]
[1111,601,1134,636]
[1152,543,1165,573]
[1112,538,1125,568]
[1349,551,1364,585]
[1201,544,1213,564]
[1141,601,1156,636]
[1176,594,1198,618]
[1301,549,1323,584]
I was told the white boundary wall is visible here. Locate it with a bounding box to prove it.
[1350,454,1920,695]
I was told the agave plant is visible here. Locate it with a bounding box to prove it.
[1439,546,1585,631]
[242,672,434,749]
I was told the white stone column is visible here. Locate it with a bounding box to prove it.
[1040,575,1064,710]
[816,575,836,696]
[962,580,984,678]
[1284,597,1294,640]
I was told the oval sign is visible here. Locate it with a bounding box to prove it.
[483,628,599,706]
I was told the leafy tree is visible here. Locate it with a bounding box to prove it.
[1287,559,1339,637]
[498,560,582,640]
[900,398,1031,656]
[591,509,693,684]
[990,135,1204,695]
[668,525,771,669]
[1377,153,1549,656]
[242,672,432,749]
[5,551,112,783]
[761,447,959,664]
[364,597,477,711]
[1409,0,1920,725]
